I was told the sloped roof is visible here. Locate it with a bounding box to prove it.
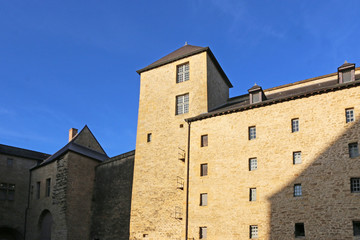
[136,44,233,88]
[32,125,108,170]
[0,144,50,161]
[186,73,360,122]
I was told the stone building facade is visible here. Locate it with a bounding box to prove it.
[1,44,360,240]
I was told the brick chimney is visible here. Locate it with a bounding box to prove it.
[69,128,78,142]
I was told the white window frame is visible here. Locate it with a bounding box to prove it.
[250,225,258,239]
[249,158,257,171]
[292,118,299,132]
[177,63,189,83]
[346,108,355,123]
[176,94,189,115]
[293,152,302,164]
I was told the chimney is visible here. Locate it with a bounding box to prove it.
[68,128,78,142]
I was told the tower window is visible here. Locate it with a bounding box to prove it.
[295,223,305,237]
[200,163,208,176]
[199,227,207,239]
[249,126,256,140]
[46,178,51,197]
[349,143,359,158]
[200,193,208,206]
[353,221,360,236]
[177,63,189,83]
[292,118,299,132]
[293,152,302,164]
[176,94,189,115]
[250,225,258,239]
[294,184,302,197]
[351,178,360,193]
[147,133,152,142]
[249,158,257,171]
[201,135,208,147]
[250,188,256,201]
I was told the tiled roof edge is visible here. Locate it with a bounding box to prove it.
[186,80,360,123]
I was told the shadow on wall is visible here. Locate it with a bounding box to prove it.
[269,118,360,239]
[0,227,22,240]
[90,153,134,240]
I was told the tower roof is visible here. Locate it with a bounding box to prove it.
[136,44,233,87]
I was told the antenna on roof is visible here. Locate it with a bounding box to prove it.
[185,41,188,46]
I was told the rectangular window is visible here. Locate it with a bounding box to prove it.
[353,221,360,236]
[7,184,15,201]
[249,158,257,171]
[201,135,208,147]
[7,158,13,167]
[346,108,355,123]
[46,178,51,197]
[0,183,7,200]
[200,163,208,176]
[249,126,256,140]
[294,184,302,197]
[176,94,189,115]
[292,118,299,132]
[250,225,258,239]
[250,188,256,201]
[31,185,34,200]
[349,143,359,158]
[343,70,352,83]
[295,223,305,237]
[200,193,208,206]
[36,182,41,199]
[147,133,152,142]
[199,227,207,239]
[293,152,302,164]
[177,63,189,83]
[252,92,260,103]
[351,178,360,193]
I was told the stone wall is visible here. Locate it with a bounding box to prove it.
[90,150,135,240]
[188,85,360,239]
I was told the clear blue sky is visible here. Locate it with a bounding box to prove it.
[1,0,359,157]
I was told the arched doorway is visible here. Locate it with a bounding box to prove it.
[0,227,22,240]
[38,210,53,240]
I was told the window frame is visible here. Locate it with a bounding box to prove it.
[349,142,359,158]
[293,151,302,165]
[351,178,360,193]
[250,188,257,201]
[176,62,189,83]
[200,163,208,176]
[346,108,355,123]
[201,135,208,147]
[249,126,256,140]
[200,193,208,206]
[291,118,299,133]
[294,184,302,197]
[176,93,189,115]
[249,158,258,171]
[250,225,258,239]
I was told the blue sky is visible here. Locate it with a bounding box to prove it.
[1,0,359,156]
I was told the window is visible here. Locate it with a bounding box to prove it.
[7,158,13,167]
[36,182,41,199]
[353,221,360,236]
[46,178,51,197]
[349,143,359,158]
[249,158,257,171]
[31,185,34,200]
[250,188,256,201]
[346,108,355,123]
[250,225,258,239]
[293,152,302,165]
[176,94,189,115]
[249,126,256,140]
[199,227,207,239]
[252,92,260,103]
[177,63,189,83]
[200,193,208,206]
[292,118,299,132]
[0,183,15,201]
[351,178,360,193]
[343,70,352,83]
[294,184,302,197]
[201,135,208,147]
[147,133,152,142]
[200,163,208,176]
[295,223,305,237]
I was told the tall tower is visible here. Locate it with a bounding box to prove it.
[130,45,232,240]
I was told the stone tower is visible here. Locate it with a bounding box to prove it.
[129,45,232,240]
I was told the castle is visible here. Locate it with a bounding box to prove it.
[1,44,360,240]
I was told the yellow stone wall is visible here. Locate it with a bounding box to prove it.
[188,86,360,240]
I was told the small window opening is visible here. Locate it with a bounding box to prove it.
[295,223,305,237]
[250,225,258,239]
[250,188,256,201]
[147,133,152,142]
[201,135,208,147]
[353,221,360,236]
[292,118,299,132]
[346,108,355,123]
[200,193,208,206]
[249,126,256,140]
[349,142,359,158]
[200,163,208,176]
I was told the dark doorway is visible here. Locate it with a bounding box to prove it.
[38,210,53,240]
